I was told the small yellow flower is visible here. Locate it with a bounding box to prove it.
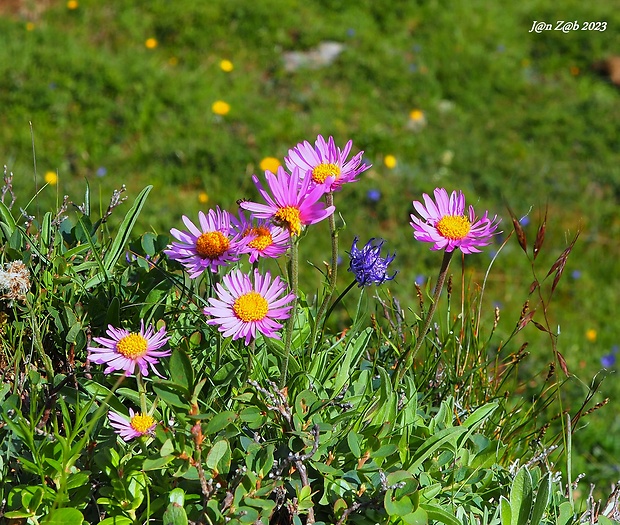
[409,109,425,121]
[220,59,234,72]
[384,155,397,169]
[26,22,35,31]
[198,192,209,204]
[145,38,158,49]
[259,157,281,173]
[586,329,597,342]
[212,100,230,116]
[67,0,78,9]
[44,171,58,186]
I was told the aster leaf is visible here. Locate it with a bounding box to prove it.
[0,200,16,236]
[169,348,193,391]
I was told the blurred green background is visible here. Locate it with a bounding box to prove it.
[1,0,619,494]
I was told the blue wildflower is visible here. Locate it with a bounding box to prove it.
[348,237,397,287]
[602,346,619,368]
[415,274,426,285]
[96,166,107,177]
[571,269,581,279]
[367,189,381,202]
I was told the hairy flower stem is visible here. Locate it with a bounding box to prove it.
[394,249,454,386]
[310,192,337,351]
[280,237,299,387]
[136,371,148,414]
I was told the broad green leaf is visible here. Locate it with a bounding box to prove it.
[510,467,533,525]
[530,472,551,525]
[499,496,511,525]
[402,507,428,525]
[462,402,498,428]
[169,349,193,391]
[99,517,134,525]
[163,489,189,525]
[41,508,84,525]
[152,382,188,408]
[347,431,361,458]
[557,501,574,525]
[0,200,16,235]
[384,489,413,516]
[204,411,237,435]
[407,426,467,473]
[420,503,461,525]
[206,439,230,470]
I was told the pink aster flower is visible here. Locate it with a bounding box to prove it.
[410,188,501,253]
[164,207,244,278]
[231,211,290,263]
[88,320,171,377]
[285,134,371,192]
[204,268,295,345]
[239,166,335,236]
[108,408,156,440]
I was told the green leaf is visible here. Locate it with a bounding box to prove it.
[204,411,237,435]
[99,517,134,525]
[333,327,372,394]
[402,507,428,525]
[163,488,189,525]
[169,349,193,391]
[206,439,230,470]
[530,472,551,525]
[152,382,188,408]
[0,200,16,235]
[500,495,512,525]
[510,467,533,525]
[143,456,175,471]
[557,501,574,525]
[420,503,460,525]
[84,185,152,288]
[462,402,498,428]
[384,489,413,516]
[103,185,152,273]
[347,431,361,458]
[41,508,85,525]
[407,427,467,473]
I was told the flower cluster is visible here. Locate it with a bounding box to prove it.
[348,237,397,287]
[87,132,502,442]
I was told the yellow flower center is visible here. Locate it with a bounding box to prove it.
[311,163,340,184]
[116,333,148,359]
[130,413,156,434]
[195,231,230,259]
[233,292,269,322]
[436,215,472,240]
[274,206,302,236]
[246,226,273,251]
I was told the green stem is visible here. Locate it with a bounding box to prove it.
[310,192,338,350]
[318,278,357,345]
[280,236,299,387]
[137,371,148,414]
[394,249,454,386]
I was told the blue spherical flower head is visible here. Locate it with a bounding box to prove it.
[348,237,397,287]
